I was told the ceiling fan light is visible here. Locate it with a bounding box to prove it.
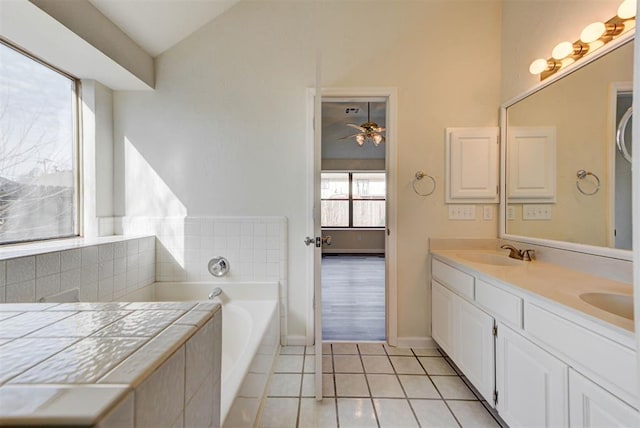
[355,134,366,146]
[373,134,383,146]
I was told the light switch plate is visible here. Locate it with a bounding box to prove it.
[507,206,516,221]
[482,206,493,220]
[523,204,552,220]
[448,205,476,220]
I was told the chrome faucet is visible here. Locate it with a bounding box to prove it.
[500,244,535,261]
[208,287,223,300]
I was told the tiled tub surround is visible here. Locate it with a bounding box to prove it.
[119,216,288,342]
[0,236,156,304]
[430,249,639,426]
[0,301,222,427]
[122,281,280,428]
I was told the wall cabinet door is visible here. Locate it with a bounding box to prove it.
[454,295,495,402]
[569,369,640,427]
[431,280,454,356]
[496,323,568,427]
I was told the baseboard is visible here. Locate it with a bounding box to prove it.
[396,336,437,349]
[322,249,385,254]
[286,335,309,346]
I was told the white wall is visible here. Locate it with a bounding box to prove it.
[113,1,502,341]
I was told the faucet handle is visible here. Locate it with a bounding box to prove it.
[523,249,536,261]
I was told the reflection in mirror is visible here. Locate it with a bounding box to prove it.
[505,40,633,250]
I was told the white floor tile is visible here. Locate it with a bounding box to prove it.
[259,397,298,428]
[274,355,304,373]
[337,398,377,428]
[447,400,500,428]
[267,373,301,397]
[332,343,359,354]
[358,343,386,355]
[335,373,370,397]
[305,345,316,355]
[299,398,338,428]
[362,355,394,374]
[390,356,425,374]
[301,373,315,397]
[333,355,364,373]
[412,348,441,357]
[399,375,440,399]
[419,357,457,375]
[280,346,305,355]
[323,355,333,373]
[367,374,405,398]
[411,399,459,427]
[384,345,414,356]
[431,376,477,400]
[323,374,335,397]
[304,355,315,373]
[374,398,419,428]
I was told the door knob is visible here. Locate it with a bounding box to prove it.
[304,236,315,246]
[322,236,332,246]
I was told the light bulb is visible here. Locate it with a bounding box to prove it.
[552,41,574,60]
[618,0,636,19]
[372,134,383,146]
[580,22,606,43]
[355,134,366,146]
[529,58,549,75]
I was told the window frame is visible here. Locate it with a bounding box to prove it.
[321,170,386,229]
[0,39,82,245]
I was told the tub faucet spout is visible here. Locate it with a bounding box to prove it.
[208,287,223,300]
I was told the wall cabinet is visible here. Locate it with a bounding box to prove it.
[431,280,494,402]
[496,322,568,428]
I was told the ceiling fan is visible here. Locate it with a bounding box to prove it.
[339,102,386,146]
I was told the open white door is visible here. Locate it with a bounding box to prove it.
[312,51,324,400]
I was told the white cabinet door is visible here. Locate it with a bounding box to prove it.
[496,323,568,428]
[431,280,454,356]
[569,369,640,427]
[454,296,495,402]
[445,127,499,203]
[507,126,556,202]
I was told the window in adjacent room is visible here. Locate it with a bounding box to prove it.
[0,41,80,244]
[321,171,386,228]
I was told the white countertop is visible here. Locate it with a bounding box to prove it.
[430,249,633,333]
[0,301,221,426]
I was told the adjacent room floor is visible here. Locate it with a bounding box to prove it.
[322,255,386,341]
[259,343,504,427]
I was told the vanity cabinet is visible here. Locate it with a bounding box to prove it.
[430,254,639,428]
[569,369,640,427]
[431,280,495,402]
[496,322,568,428]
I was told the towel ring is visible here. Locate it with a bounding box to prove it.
[412,171,436,196]
[576,170,600,196]
[616,106,632,164]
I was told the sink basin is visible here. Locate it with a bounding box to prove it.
[456,253,523,267]
[580,292,634,320]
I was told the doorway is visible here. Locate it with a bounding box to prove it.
[320,99,387,341]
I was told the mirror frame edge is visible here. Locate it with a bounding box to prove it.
[499,31,636,262]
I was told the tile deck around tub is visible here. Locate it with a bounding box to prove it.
[260,343,507,428]
[0,301,221,426]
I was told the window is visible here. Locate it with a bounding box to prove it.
[0,41,80,244]
[321,172,386,228]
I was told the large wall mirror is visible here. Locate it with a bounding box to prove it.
[501,37,634,257]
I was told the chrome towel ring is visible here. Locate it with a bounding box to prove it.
[616,106,632,164]
[412,171,436,196]
[576,170,600,196]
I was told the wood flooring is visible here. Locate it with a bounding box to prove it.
[321,254,385,341]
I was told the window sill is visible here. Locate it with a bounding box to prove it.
[0,235,153,261]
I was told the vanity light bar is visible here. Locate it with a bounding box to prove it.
[529,0,636,80]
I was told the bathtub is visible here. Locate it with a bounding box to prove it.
[123,281,280,428]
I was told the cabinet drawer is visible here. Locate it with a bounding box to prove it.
[432,258,474,299]
[525,303,637,405]
[476,279,522,328]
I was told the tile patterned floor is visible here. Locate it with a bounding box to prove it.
[258,343,506,428]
